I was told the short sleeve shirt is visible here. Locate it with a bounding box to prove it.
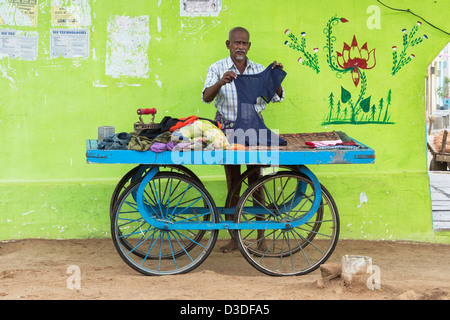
[202,56,284,121]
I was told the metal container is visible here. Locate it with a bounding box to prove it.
[98,126,115,143]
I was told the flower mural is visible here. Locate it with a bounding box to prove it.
[283,15,426,126]
[322,16,391,125]
[336,35,376,87]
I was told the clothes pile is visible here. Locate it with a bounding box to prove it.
[97,115,230,153]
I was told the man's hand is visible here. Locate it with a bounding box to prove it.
[272,60,283,69]
[219,71,238,86]
[203,71,237,103]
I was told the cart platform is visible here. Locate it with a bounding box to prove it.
[86,132,375,166]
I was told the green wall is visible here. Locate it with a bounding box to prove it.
[1,0,449,242]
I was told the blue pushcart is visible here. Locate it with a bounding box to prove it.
[86,132,374,276]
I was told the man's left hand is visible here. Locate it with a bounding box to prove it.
[272,60,283,69]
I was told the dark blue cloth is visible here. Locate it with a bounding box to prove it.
[228,63,287,146]
[98,132,131,150]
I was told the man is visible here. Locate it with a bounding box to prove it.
[202,26,285,252]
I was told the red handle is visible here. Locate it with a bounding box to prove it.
[137,108,157,115]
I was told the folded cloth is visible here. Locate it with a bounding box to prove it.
[150,141,175,153]
[305,139,342,148]
[98,132,131,150]
[128,134,154,151]
[169,115,199,132]
[153,131,172,144]
[306,138,362,150]
[172,142,193,151]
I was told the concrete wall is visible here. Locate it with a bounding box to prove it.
[1,0,449,242]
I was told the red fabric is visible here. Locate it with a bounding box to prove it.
[169,115,198,132]
[169,115,223,132]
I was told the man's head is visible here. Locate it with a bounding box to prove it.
[226,27,251,62]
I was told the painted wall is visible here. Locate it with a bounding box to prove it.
[0,0,449,242]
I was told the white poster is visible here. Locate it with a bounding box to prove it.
[0,30,38,61]
[105,15,150,79]
[50,28,89,58]
[180,0,221,17]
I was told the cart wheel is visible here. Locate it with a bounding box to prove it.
[234,171,339,276]
[110,166,206,258]
[429,159,448,171]
[110,164,203,220]
[224,165,298,241]
[111,172,218,275]
[225,165,299,208]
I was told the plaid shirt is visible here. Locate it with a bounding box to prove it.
[202,56,284,121]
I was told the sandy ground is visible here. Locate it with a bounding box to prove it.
[0,238,449,300]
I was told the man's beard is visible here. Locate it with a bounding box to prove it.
[235,51,246,60]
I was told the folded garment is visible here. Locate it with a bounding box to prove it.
[172,142,193,151]
[153,131,172,144]
[169,115,199,132]
[128,134,154,151]
[98,132,131,150]
[306,138,361,149]
[305,139,342,148]
[150,141,175,153]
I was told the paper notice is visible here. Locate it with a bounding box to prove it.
[105,15,150,78]
[0,0,38,27]
[0,29,38,61]
[180,0,221,17]
[50,28,89,58]
[51,0,91,27]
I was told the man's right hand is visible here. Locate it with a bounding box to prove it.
[219,71,238,86]
[203,71,238,103]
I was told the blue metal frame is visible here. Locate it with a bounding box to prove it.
[87,136,374,230]
[86,139,375,166]
[133,165,322,231]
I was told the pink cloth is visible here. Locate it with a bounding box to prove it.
[305,139,343,148]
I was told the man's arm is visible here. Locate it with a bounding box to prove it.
[202,71,237,103]
[276,85,283,98]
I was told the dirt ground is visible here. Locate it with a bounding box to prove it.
[0,238,449,300]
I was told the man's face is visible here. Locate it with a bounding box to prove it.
[226,30,251,61]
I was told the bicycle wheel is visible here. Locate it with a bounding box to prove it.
[234,171,339,276]
[111,172,218,276]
